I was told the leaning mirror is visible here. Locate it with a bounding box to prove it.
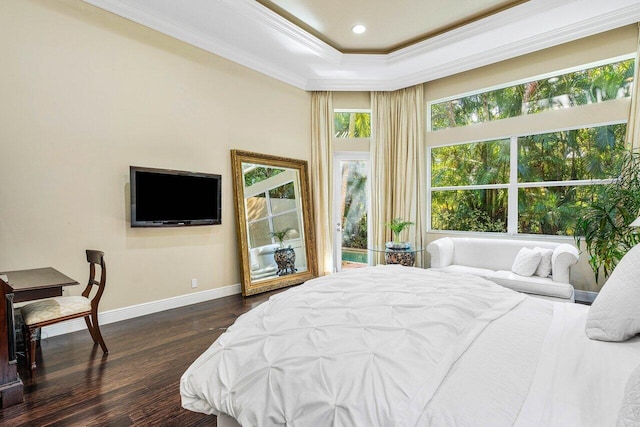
[231,150,318,296]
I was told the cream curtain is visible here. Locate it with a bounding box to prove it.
[370,85,426,266]
[311,91,334,275]
[627,23,640,152]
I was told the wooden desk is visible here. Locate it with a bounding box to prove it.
[1,267,79,303]
[0,268,79,408]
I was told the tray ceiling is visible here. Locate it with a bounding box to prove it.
[83,0,640,91]
[256,0,526,53]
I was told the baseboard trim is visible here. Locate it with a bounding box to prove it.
[41,283,242,339]
[574,290,597,304]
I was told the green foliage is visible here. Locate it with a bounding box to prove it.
[269,227,293,247]
[269,182,295,200]
[341,161,368,250]
[575,152,640,281]
[431,189,508,233]
[431,139,510,187]
[518,125,626,182]
[431,59,634,131]
[385,218,414,242]
[431,123,628,235]
[334,112,371,138]
[243,166,284,187]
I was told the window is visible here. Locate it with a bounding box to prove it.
[428,55,634,237]
[430,58,634,131]
[429,123,627,236]
[334,111,371,138]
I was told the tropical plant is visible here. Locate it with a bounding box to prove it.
[269,227,293,248]
[430,59,633,131]
[430,122,628,235]
[341,161,368,250]
[385,218,414,243]
[334,112,371,138]
[574,152,640,282]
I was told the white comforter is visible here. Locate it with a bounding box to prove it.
[180,265,640,426]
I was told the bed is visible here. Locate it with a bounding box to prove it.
[180,263,640,426]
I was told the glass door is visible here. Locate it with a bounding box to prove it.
[333,153,370,271]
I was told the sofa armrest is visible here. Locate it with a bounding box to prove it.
[551,243,579,283]
[427,237,455,268]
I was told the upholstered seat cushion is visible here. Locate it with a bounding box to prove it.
[489,270,574,299]
[21,296,91,326]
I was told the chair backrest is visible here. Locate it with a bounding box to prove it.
[83,250,106,309]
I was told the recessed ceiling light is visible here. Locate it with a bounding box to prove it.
[352,24,366,35]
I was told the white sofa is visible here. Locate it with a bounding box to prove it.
[426,237,580,302]
[249,244,279,280]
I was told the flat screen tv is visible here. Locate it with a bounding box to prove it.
[130,166,221,227]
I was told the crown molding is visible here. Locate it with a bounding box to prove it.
[84,0,311,88]
[218,0,342,65]
[84,0,640,92]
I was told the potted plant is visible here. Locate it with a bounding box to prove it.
[269,227,297,276]
[575,152,640,282]
[385,218,414,250]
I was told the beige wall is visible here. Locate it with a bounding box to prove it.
[334,92,371,110]
[0,0,311,311]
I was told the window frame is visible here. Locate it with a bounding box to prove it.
[426,53,635,133]
[428,119,625,237]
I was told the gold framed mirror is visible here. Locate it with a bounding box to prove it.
[231,150,318,296]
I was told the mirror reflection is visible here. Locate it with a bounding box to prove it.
[231,150,317,296]
[242,163,308,281]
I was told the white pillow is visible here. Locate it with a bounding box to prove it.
[533,247,553,278]
[585,244,640,342]
[617,364,640,426]
[511,247,541,277]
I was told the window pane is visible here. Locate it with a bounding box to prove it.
[431,59,634,131]
[249,218,271,247]
[518,124,627,182]
[341,160,368,255]
[431,189,507,232]
[246,193,267,222]
[243,165,284,187]
[334,112,371,138]
[272,212,301,242]
[518,185,606,235]
[269,182,296,214]
[431,139,510,187]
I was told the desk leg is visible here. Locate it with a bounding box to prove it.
[0,379,24,408]
[0,292,23,407]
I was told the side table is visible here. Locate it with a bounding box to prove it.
[369,246,424,267]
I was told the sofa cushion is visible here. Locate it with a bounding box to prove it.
[432,265,495,279]
[511,248,541,276]
[533,247,553,278]
[489,270,574,299]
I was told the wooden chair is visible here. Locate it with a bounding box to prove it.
[21,250,108,371]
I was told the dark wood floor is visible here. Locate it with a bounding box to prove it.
[0,289,281,426]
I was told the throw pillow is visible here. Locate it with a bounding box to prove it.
[511,247,542,277]
[617,364,640,426]
[533,247,553,278]
[585,244,640,342]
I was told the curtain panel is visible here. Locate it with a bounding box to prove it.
[311,91,334,275]
[370,85,426,266]
[627,23,640,152]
